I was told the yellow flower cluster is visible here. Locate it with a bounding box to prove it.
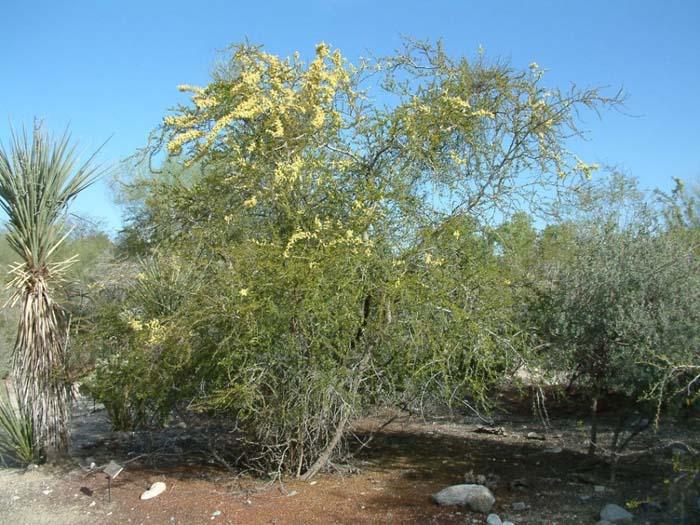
[273,155,304,185]
[243,196,258,208]
[165,42,352,169]
[471,108,495,119]
[146,319,167,346]
[574,157,600,180]
[424,252,445,266]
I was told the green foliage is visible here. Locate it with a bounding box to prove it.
[0,385,40,465]
[531,175,700,462]
[88,40,621,475]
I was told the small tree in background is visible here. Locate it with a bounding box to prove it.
[532,175,700,477]
[0,122,101,460]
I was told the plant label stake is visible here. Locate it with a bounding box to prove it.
[103,461,123,503]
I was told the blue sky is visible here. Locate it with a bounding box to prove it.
[1,0,698,234]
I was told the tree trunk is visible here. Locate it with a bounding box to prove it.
[14,280,72,461]
[587,396,598,457]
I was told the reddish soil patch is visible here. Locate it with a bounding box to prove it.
[1,399,697,524]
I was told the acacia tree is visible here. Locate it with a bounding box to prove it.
[0,123,101,459]
[94,40,621,477]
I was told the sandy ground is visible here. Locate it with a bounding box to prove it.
[0,396,697,525]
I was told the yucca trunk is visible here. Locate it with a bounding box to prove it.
[14,274,72,457]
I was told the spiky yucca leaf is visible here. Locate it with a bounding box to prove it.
[0,384,40,465]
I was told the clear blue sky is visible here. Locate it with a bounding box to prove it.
[2,0,698,235]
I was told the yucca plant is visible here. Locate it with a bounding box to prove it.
[0,121,102,459]
[0,384,40,465]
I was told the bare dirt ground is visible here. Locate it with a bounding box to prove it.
[1,395,697,525]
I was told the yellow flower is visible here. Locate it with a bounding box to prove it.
[146,319,167,345]
[453,230,461,239]
[243,196,258,208]
[239,288,249,297]
[128,318,143,332]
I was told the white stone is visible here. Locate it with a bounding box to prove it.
[432,484,495,513]
[140,481,167,500]
[486,513,502,525]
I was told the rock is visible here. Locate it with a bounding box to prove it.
[596,521,612,525]
[474,426,507,436]
[140,481,167,500]
[432,484,496,513]
[485,473,500,490]
[509,478,529,491]
[600,503,633,524]
[502,522,514,525]
[212,510,221,516]
[465,470,499,490]
[542,446,562,454]
[486,513,502,525]
[525,432,546,441]
[286,490,298,497]
[511,501,529,511]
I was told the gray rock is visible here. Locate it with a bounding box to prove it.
[542,446,562,454]
[502,522,514,525]
[600,503,633,524]
[511,501,529,511]
[432,484,495,513]
[486,513,502,525]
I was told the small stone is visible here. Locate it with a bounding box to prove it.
[287,490,298,497]
[11,495,20,501]
[42,489,53,495]
[309,480,318,485]
[212,510,221,516]
[594,485,606,492]
[511,501,529,511]
[140,481,167,500]
[542,446,562,454]
[600,503,633,524]
[486,513,502,525]
[526,432,546,440]
[432,484,496,513]
[579,494,591,501]
[89,501,96,507]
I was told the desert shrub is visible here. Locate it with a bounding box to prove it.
[86,40,620,476]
